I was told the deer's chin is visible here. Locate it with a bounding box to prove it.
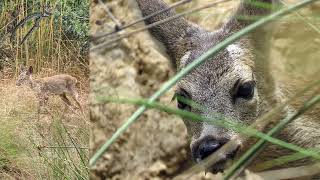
[196,148,239,174]
[206,158,233,174]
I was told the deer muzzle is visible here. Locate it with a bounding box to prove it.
[191,136,240,173]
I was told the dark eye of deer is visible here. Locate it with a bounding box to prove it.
[236,81,255,99]
[175,89,191,111]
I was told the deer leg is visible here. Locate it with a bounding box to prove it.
[41,96,53,118]
[60,93,72,107]
[60,93,73,111]
[37,96,46,121]
[37,100,41,121]
[69,89,83,112]
[43,96,49,113]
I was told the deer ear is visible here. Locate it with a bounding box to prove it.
[224,0,273,32]
[136,0,201,66]
[27,66,33,75]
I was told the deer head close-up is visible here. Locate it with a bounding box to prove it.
[135,0,320,175]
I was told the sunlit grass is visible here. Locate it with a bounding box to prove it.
[0,81,89,179]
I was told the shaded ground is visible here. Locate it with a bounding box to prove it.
[90,0,320,179]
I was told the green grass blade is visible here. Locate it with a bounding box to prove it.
[254,151,318,171]
[98,96,320,160]
[279,0,320,34]
[223,95,320,179]
[102,94,320,178]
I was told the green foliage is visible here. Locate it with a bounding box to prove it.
[0,0,89,76]
[19,0,89,42]
[0,121,25,167]
[55,0,89,42]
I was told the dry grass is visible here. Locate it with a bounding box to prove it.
[0,78,89,179]
[0,0,89,179]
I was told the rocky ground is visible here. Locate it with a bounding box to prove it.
[90,0,320,179]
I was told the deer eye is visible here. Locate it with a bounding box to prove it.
[174,89,191,111]
[232,80,255,100]
[237,81,255,99]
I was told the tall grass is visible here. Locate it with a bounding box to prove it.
[0,0,89,80]
[0,81,89,179]
[0,0,89,179]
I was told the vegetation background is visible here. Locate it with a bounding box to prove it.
[0,0,89,179]
[90,0,320,179]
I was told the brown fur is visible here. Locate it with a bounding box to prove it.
[136,0,320,175]
[16,66,83,115]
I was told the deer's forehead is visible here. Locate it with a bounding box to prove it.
[226,44,243,60]
[181,43,251,73]
[178,43,254,95]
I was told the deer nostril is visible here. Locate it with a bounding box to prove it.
[194,139,223,162]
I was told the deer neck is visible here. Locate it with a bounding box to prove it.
[27,76,40,93]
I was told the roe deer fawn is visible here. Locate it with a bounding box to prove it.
[136,0,320,174]
[16,66,83,116]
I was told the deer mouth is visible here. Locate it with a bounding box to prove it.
[207,159,229,174]
[194,146,239,174]
[206,150,238,174]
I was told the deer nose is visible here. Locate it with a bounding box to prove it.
[193,139,225,162]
